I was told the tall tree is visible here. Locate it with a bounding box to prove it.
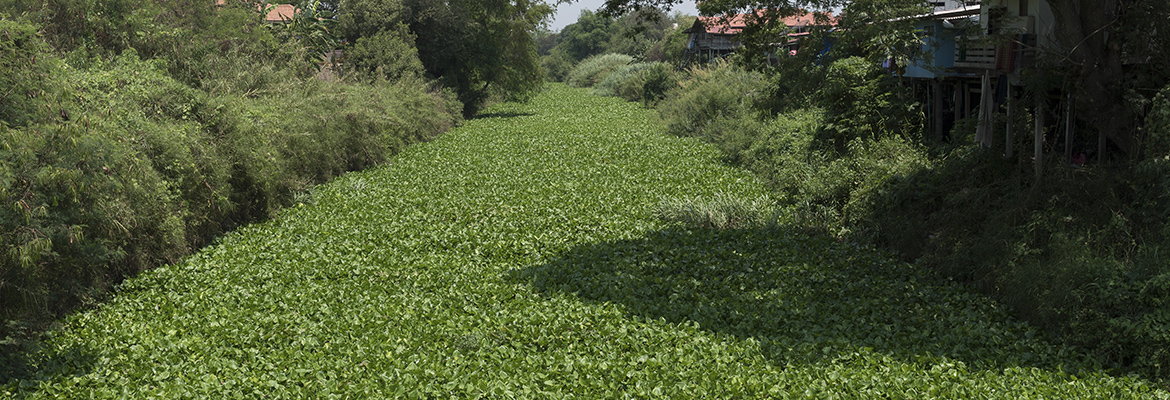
[404,0,551,116]
[338,0,551,116]
[1043,0,1170,158]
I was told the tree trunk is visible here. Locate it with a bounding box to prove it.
[1046,0,1133,154]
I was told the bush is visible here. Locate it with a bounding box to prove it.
[592,61,678,105]
[540,52,575,82]
[344,26,425,82]
[656,62,764,138]
[565,53,633,88]
[0,18,61,127]
[0,30,462,345]
[816,56,923,152]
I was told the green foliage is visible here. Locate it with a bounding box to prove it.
[0,17,60,128]
[540,8,690,79]
[403,0,551,115]
[274,0,341,66]
[549,9,616,62]
[594,0,1166,385]
[540,51,575,82]
[565,53,633,88]
[852,132,1170,382]
[817,56,923,151]
[343,25,424,81]
[655,62,764,137]
[2,84,1165,398]
[0,12,462,349]
[592,61,678,105]
[2,0,158,53]
[644,15,694,66]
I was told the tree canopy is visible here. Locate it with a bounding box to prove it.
[338,0,552,116]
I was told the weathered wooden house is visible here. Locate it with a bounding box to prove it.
[680,11,833,67]
[903,0,1058,160]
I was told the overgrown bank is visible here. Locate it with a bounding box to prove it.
[0,4,462,347]
[2,84,1166,398]
[568,50,1170,382]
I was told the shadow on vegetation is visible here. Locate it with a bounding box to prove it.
[512,226,1097,375]
[1,342,96,394]
[469,112,535,120]
[855,145,1170,382]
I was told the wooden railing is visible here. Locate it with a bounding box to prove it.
[954,38,996,69]
[954,34,1035,72]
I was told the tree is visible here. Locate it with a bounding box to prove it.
[338,0,550,116]
[403,0,551,116]
[1041,0,1170,158]
[276,0,340,65]
[551,10,618,62]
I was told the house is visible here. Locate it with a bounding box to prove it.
[680,11,835,67]
[902,0,1059,153]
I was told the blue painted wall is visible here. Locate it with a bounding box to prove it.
[902,20,958,79]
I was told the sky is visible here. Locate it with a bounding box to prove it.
[547,0,700,32]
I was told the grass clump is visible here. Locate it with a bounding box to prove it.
[655,192,775,230]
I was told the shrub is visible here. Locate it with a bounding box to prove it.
[565,53,633,88]
[344,26,425,82]
[656,62,764,138]
[0,38,461,346]
[592,61,678,106]
[816,56,923,151]
[0,18,61,127]
[540,52,575,82]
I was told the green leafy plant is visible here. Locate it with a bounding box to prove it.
[3,85,1165,398]
[565,53,634,88]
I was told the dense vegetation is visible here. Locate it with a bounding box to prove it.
[537,8,692,82]
[336,0,550,115]
[0,0,556,352]
[571,0,1170,383]
[3,85,1166,398]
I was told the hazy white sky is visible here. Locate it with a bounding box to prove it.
[547,0,700,32]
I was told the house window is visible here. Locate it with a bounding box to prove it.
[1019,0,1029,16]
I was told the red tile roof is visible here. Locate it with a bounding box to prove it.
[692,10,836,35]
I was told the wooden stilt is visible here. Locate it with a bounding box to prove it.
[1064,92,1073,164]
[933,80,944,143]
[1035,96,1045,180]
[1005,84,1014,158]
